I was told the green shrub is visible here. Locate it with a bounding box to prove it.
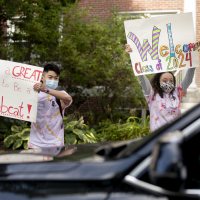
[96,116,150,142]
[3,115,149,150]
[64,116,97,144]
[3,116,97,150]
[3,124,30,150]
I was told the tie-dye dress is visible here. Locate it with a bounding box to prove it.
[29,91,72,148]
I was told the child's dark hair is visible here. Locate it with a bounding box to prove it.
[43,63,60,76]
[151,71,176,99]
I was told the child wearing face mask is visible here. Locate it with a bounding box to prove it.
[125,44,195,131]
[29,63,72,148]
[139,70,195,131]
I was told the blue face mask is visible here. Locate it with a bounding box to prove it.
[45,80,58,89]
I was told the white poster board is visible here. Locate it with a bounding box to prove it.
[0,59,43,122]
[124,12,199,76]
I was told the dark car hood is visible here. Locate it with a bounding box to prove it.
[0,143,105,164]
[0,138,143,164]
[0,140,143,181]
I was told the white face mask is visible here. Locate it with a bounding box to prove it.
[160,81,175,93]
[45,80,58,89]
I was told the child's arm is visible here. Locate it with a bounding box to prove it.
[138,75,152,96]
[180,68,196,93]
[33,83,72,106]
[125,44,152,95]
[45,89,72,105]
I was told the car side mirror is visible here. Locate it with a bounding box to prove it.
[149,131,187,191]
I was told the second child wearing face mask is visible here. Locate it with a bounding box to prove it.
[139,69,195,132]
[29,63,72,148]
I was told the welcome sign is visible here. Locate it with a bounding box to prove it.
[124,12,199,76]
[0,59,43,122]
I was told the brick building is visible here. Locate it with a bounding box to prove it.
[78,0,200,108]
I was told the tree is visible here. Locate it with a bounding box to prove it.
[59,6,146,123]
[0,0,77,64]
[0,0,23,59]
[6,0,62,64]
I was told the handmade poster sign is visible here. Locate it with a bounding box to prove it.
[124,12,199,76]
[0,59,43,122]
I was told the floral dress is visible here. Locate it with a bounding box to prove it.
[146,86,182,131]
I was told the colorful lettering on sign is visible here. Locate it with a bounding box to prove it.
[127,23,195,74]
[166,23,175,58]
[127,26,161,62]
[135,62,154,74]
[14,82,21,92]
[1,79,9,88]
[27,104,32,119]
[12,66,43,82]
[0,96,24,119]
[166,23,179,70]
[156,59,162,70]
